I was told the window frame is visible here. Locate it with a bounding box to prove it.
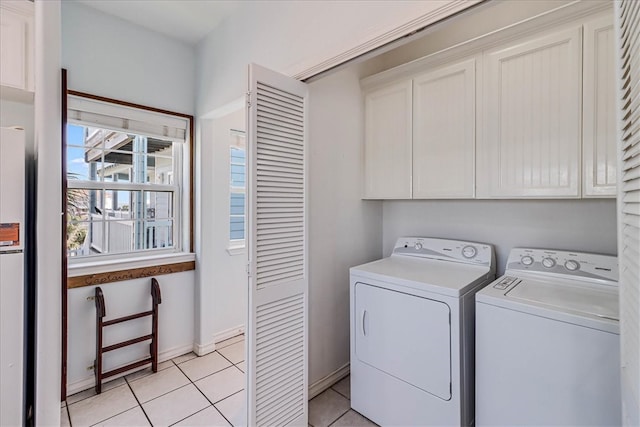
[65,91,195,283]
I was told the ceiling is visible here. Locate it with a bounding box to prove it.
[76,0,242,45]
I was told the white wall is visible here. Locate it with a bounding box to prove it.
[61,2,198,393]
[61,1,195,115]
[308,65,382,385]
[195,1,475,115]
[195,108,246,352]
[66,272,195,393]
[383,200,617,275]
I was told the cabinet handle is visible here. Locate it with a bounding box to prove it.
[361,309,367,336]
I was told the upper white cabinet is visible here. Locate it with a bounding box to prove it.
[413,59,476,198]
[583,15,617,197]
[478,27,583,198]
[0,1,34,97]
[363,81,413,199]
[362,9,617,200]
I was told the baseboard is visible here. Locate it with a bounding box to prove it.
[213,325,245,344]
[193,341,216,356]
[66,343,194,396]
[308,362,350,399]
[194,325,245,356]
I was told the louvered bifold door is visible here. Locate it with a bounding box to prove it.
[246,64,308,427]
[615,1,640,425]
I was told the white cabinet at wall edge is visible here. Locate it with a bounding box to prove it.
[0,0,34,96]
[363,80,412,199]
[477,27,583,199]
[583,15,616,197]
[413,59,475,198]
[363,59,476,199]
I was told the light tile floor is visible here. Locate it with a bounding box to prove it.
[63,335,376,427]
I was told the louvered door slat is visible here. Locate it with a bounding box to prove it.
[257,83,304,106]
[257,380,304,418]
[257,338,304,365]
[258,122,304,138]
[256,329,304,358]
[614,2,640,424]
[258,147,304,161]
[257,130,304,146]
[248,64,308,426]
[257,353,304,383]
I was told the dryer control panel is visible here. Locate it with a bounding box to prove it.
[392,237,494,268]
[506,248,618,284]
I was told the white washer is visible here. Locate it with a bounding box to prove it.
[476,248,620,426]
[350,237,496,426]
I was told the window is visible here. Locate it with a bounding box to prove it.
[66,94,192,261]
[229,130,246,247]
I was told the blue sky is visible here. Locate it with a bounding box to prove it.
[67,124,88,179]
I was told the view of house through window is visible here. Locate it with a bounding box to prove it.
[66,124,181,258]
[229,130,246,244]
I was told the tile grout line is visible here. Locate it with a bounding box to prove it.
[69,384,139,427]
[326,407,351,427]
[66,360,176,407]
[173,358,237,426]
[124,375,154,427]
[64,403,72,427]
[330,385,349,401]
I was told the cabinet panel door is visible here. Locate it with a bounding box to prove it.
[413,59,475,198]
[363,81,412,199]
[583,16,616,197]
[0,9,27,90]
[480,27,582,198]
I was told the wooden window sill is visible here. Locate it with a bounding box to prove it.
[67,253,196,288]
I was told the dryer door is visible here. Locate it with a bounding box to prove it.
[354,282,452,400]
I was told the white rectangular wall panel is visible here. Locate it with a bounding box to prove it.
[247,64,308,427]
[480,27,583,198]
[363,81,412,199]
[413,58,475,198]
[584,15,617,197]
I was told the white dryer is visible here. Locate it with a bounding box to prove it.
[476,248,620,426]
[350,237,496,426]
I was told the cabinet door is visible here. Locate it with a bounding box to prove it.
[413,59,475,198]
[0,8,28,90]
[363,81,412,199]
[479,27,582,198]
[583,16,616,197]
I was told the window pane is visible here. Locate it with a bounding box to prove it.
[230,147,246,188]
[104,190,138,219]
[67,124,177,185]
[230,217,245,240]
[230,192,245,216]
[143,220,174,249]
[104,219,136,254]
[144,191,173,219]
[66,143,92,181]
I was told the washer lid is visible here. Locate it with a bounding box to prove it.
[506,278,619,321]
[350,256,492,297]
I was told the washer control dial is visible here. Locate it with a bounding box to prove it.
[521,256,534,266]
[564,260,580,271]
[414,242,423,251]
[462,245,477,259]
[542,257,556,268]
